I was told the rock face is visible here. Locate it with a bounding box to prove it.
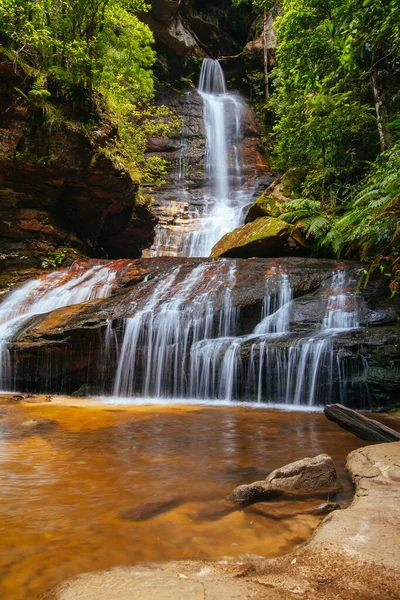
[229,454,342,504]
[245,169,305,224]
[220,4,283,85]
[142,0,252,83]
[40,442,400,600]
[0,59,156,272]
[143,89,272,257]
[3,257,398,408]
[210,217,307,258]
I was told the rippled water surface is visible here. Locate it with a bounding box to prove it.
[0,397,396,599]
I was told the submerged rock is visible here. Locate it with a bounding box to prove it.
[229,454,342,504]
[311,502,341,515]
[210,216,308,258]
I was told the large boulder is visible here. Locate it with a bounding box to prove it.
[245,169,306,223]
[230,454,342,504]
[245,180,288,221]
[210,216,308,258]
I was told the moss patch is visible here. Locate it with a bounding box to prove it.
[246,168,306,223]
[211,216,305,258]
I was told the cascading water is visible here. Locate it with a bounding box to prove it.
[0,263,117,391]
[0,259,371,406]
[184,59,250,257]
[0,59,372,407]
[111,261,239,398]
[185,269,369,407]
[147,58,252,258]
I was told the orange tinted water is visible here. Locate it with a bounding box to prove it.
[0,399,397,600]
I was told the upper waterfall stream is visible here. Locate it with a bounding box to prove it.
[149,58,252,258]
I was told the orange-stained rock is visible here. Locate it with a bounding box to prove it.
[0,59,156,272]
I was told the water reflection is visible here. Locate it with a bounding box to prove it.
[0,402,376,599]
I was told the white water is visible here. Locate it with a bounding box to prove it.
[0,261,370,406]
[0,264,117,391]
[146,59,251,258]
[183,269,368,407]
[184,59,250,257]
[246,270,366,406]
[112,261,239,398]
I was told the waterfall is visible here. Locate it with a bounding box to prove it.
[244,269,368,407]
[184,269,369,407]
[0,260,371,406]
[0,59,372,407]
[183,59,249,257]
[0,263,117,391]
[147,58,251,258]
[112,261,239,398]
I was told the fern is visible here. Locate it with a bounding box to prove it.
[281,198,333,243]
[335,141,400,294]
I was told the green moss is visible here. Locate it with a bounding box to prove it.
[247,192,284,220]
[211,217,290,257]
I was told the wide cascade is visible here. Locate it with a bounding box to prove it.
[0,263,118,391]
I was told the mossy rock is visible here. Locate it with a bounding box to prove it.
[245,186,285,221]
[246,168,306,223]
[210,216,309,259]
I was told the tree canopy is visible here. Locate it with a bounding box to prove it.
[0,0,179,183]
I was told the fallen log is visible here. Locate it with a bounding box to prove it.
[324,404,400,443]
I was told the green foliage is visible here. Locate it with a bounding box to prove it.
[271,0,380,199]
[280,143,400,292]
[264,0,400,289]
[41,248,69,269]
[0,0,179,186]
[280,198,335,256]
[335,141,400,294]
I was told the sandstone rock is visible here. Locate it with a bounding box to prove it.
[0,59,156,270]
[245,169,306,224]
[228,481,282,504]
[310,502,341,515]
[23,394,52,404]
[0,394,23,405]
[229,454,342,504]
[120,496,184,522]
[210,216,308,258]
[265,453,342,494]
[19,418,58,436]
[245,185,285,221]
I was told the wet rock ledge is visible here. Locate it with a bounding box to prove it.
[40,441,400,600]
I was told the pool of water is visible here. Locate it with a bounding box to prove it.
[0,397,397,599]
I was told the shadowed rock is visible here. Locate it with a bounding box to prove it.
[229,454,342,504]
[120,497,184,521]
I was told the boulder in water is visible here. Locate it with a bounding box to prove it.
[210,216,308,259]
[229,454,342,504]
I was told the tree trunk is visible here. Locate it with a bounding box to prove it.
[324,404,400,443]
[263,8,269,101]
[370,53,393,152]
